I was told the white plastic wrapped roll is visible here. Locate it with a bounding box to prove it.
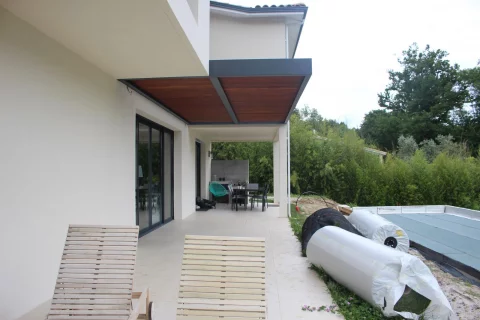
[347,209,410,252]
[306,226,454,319]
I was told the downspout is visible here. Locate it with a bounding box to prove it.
[285,22,291,217]
[285,23,290,58]
[287,120,291,217]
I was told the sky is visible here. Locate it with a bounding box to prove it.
[221,0,480,127]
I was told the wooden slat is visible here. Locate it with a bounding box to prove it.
[67,236,137,241]
[183,249,264,257]
[68,227,138,233]
[185,235,265,242]
[182,270,265,278]
[178,303,265,312]
[56,278,133,284]
[55,288,131,294]
[179,298,266,306]
[65,241,137,246]
[57,273,133,279]
[62,254,136,260]
[58,268,134,274]
[52,299,130,305]
[185,239,265,247]
[183,254,264,262]
[55,283,132,289]
[63,250,136,256]
[177,317,258,320]
[48,310,130,315]
[182,264,265,273]
[48,316,129,320]
[184,244,264,252]
[180,285,265,294]
[50,304,130,310]
[67,232,138,237]
[176,309,265,318]
[53,294,132,300]
[60,263,134,269]
[179,291,265,301]
[58,259,135,265]
[181,275,265,284]
[182,259,265,267]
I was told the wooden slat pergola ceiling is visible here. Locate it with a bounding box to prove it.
[178,235,267,319]
[121,59,312,125]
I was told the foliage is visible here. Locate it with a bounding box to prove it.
[399,134,469,161]
[214,104,480,210]
[310,265,404,320]
[213,141,273,188]
[397,135,418,160]
[359,44,480,155]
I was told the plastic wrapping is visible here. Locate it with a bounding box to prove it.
[347,209,410,252]
[306,226,455,320]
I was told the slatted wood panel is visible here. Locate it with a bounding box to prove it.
[131,78,233,123]
[47,225,139,320]
[221,76,304,123]
[178,235,267,319]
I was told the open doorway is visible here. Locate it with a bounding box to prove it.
[195,141,201,198]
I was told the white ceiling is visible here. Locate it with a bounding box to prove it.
[0,0,208,79]
[190,125,281,142]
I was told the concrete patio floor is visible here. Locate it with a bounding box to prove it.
[134,204,341,319]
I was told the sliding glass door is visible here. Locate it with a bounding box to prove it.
[136,115,174,235]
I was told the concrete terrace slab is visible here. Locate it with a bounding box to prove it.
[381,213,480,272]
[135,204,341,320]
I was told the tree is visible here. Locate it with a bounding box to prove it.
[453,65,480,155]
[359,109,402,150]
[361,43,469,150]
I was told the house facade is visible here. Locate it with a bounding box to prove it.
[0,1,311,319]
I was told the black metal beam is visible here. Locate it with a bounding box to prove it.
[284,74,311,123]
[210,58,312,78]
[119,80,189,124]
[209,77,238,124]
[189,122,284,126]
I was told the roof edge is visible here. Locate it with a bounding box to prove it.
[210,1,308,14]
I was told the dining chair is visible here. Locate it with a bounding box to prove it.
[251,184,269,211]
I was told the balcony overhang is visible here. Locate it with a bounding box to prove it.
[120,58,312,125]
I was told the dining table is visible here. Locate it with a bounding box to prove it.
[231,185,260,211]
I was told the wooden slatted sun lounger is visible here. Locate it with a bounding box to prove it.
[177,235,267,319]
[47,225,153,320]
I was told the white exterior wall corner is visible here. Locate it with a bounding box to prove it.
[167,0,210,73]
[0,8,197,319]
[210,14,286,60]
[0,8,135,319]
[275,125,289,217]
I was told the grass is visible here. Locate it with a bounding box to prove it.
[288,204,406,320]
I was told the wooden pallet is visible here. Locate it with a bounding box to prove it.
[47,224,150,320]
[177,235,267,319]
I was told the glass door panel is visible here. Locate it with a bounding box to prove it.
[136,115,174,235]
[151,128,162,225]
[137,123,150,233]
[164,131,173,221]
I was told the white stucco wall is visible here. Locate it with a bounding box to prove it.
[210,14,287,60]
[0,8,197,319]
[167,0,210,73]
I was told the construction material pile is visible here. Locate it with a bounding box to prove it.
[303,206,455,320]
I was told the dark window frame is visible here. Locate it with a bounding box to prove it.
[136,115,174,237]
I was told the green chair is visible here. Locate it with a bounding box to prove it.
[209,182,229,203]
